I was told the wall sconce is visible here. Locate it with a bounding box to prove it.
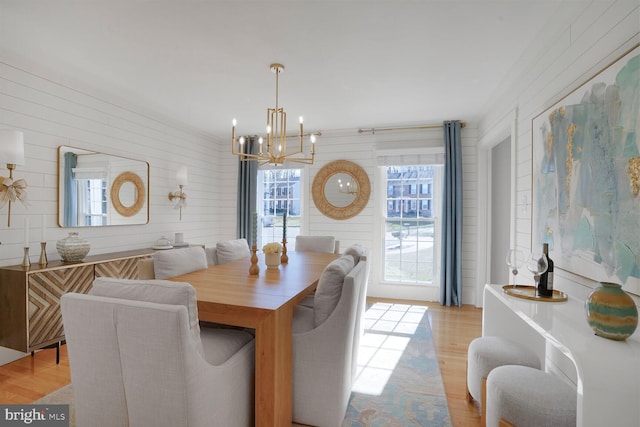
[0,130,27,227]
[168,166,187,220]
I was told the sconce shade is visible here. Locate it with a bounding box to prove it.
[0,130,25,165]
[176,166,188,186]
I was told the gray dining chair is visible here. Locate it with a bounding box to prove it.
[294,235,339,254]
[291,253,369,427]
[61,279,255,427]
[137,246,208,280]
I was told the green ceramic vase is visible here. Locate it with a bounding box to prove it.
[585,282,638,341]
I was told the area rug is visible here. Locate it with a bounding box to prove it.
[342,302,452,427]
[33,383,75,425]
[34,303,451,427]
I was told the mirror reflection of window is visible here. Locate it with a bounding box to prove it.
[58,146,149,227]
[78,178,107,226]
[73,159,108,226]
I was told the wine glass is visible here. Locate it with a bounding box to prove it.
[527,250,548,295]
[505,249,525,288]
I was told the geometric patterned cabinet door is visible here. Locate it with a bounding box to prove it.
[28,265,94,349]
[95,257,149,280]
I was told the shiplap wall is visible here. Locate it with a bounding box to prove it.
[0,56,227,267]
[478,0,640,305]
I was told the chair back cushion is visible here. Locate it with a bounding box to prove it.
[90,278,201,347]
[152,246,208,279]
[216,238,250,264]
[295,235,336,254]
[313,255,355,326]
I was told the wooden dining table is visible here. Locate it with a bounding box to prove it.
[169,250,339,426]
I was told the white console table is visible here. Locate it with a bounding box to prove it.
[483,284,640,427]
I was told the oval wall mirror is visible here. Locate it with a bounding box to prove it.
[312,160,370,220]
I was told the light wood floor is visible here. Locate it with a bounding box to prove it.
[0,298,482,426]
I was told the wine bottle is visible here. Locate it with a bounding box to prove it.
[538,243,554,296]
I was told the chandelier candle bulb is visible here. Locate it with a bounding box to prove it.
[232,119,236,142]
[299,116,303,142]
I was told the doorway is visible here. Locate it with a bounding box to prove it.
[490,137,511,284]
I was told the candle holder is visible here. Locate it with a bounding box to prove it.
[22,247,30,268]
[249,245,260,276]
[39,241,48,266]
[281,238,289,264]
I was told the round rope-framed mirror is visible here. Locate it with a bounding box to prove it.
[110,171,146,217]
[312,160,370,220]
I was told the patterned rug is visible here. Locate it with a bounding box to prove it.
[33,383,75,425]
[34,303,451,427]
[343,302,452,426]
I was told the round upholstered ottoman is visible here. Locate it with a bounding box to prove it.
[486,365,576,427]
[466,336,540,425]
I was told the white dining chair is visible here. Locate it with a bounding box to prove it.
[137,246,208,280]
[294,235,337,254]
[61,279,255,427]
[291,253,369,427]
[215,238,251,264]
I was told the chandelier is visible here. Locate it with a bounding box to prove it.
[231,63,317,166]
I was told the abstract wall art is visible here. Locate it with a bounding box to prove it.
[532,44,640,295]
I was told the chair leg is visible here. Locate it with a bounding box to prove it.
[481,377,487,427]
[499,419,516,427]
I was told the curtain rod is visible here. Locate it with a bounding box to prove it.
[358,122,466,134]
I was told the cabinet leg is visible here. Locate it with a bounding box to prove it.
[31,342,62,364]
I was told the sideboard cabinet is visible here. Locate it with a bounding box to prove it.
[0,248,154,353]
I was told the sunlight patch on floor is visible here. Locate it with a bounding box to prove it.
[351,302,428,395]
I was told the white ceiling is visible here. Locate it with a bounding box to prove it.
[0,1,588,140]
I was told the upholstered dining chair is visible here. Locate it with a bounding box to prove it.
[294,235,339,254]
[291,254,369,427]
[215,238,251,264]
[137,246,208,280]
[61,278,255,427]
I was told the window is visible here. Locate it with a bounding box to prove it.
[257,168,302,245]
[382,164,442,284]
